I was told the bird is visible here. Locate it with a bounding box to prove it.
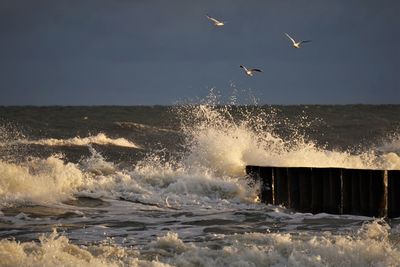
[284,32,311,48]
[240,65,262,77]
[206,14,225,27]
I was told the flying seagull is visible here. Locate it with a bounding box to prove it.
[240,65,262,77]
[206,14,225,27]
[284,32,311,48]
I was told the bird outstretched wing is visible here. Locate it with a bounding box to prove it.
[284,32,296,44]
[250,69,262,72]
[206,15,222,24]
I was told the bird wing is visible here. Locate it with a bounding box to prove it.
[284,32,296,44]
[240,65,248,72]
[300,40,312,44]
[249,69,262,72]
[206,15,222,24]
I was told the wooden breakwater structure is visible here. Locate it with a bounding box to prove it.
[246,166,400,218]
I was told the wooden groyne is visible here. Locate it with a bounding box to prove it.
[246,166,400,218]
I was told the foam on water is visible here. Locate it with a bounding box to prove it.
[177,103,400,174]
[1,221,399,267]
[0,156,87,205]
[0,146,256,207]
[0,148,144,206]
[13,133,141,149]
[1,102,399,207]
[132,151,257,203]
[0,229,142,267]
[1,104,400,266]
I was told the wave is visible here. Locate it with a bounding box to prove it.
[2,101,400,207]
[115,121,178,134]
[14,133,141,149]
[176,103,400,174]
[133,153,256,204]
[0,229,134,267]
[0,146,257,207]
[0,221,399,267]
[0,152,155,207]
[0,156,87,205]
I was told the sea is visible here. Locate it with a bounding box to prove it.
[1,102,400,266]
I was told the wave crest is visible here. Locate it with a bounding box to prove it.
[1,221,398,267]
[177,103,400,174]
[15,133,140,148]
[0,156,86,205]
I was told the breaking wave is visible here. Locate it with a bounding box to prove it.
[0,156,87,205]
[176,103,400,175]
[1,101,400,207]
[14,133,141,149]
[0,147,256,207]
[0,221,399,267]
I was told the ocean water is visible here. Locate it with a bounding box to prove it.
[1,103,400,267]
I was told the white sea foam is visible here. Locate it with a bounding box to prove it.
[0,150,162,206]
[0,229,144,267]
[80,146,117,175]
[0,156,87,205]
[112,102,399,207]
[2,104,400,267]
[177,104,400,174]
[1,103,399,207]
[131,154,257,205]
[0,221,399,267]
[14,133,140,148]
[145,220,400,266]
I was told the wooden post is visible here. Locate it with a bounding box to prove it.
[259,167,273,204]
[245,165,260,186]
[367,170,385,217]
[311,168,324,213]
[328,168,342,214]
[388,170,400,218]
[273,167,289,207]
[287,168,300,210]
[245,166,395,218]
[359,170,370,216]
[298,168,312,213]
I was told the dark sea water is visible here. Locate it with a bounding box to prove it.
[1,104,400,266]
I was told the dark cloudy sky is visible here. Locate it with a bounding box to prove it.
[0,0,399,105]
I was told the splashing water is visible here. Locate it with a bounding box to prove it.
[0,101,399,208]
[1,104,400,267]
[1,221,400,267]
[174,102,400,175]
[0,155,87,206]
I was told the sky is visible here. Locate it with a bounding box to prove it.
[0,0,399,105]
